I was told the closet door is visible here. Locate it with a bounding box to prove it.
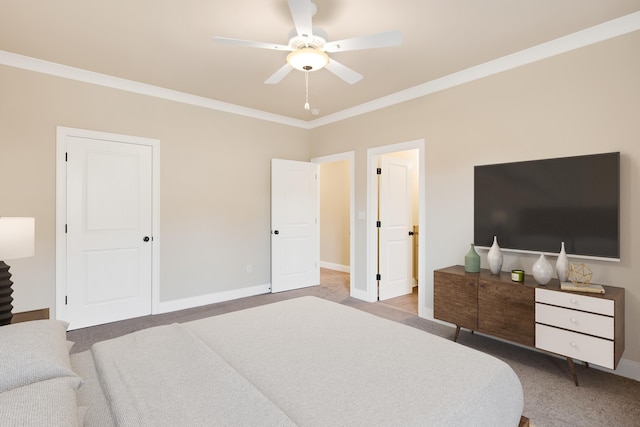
[65,136,153,329]
[271,159,319,293]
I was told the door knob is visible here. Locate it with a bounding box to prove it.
[143,236,150,242]
[408,231,415,236]
[273,230,279,235]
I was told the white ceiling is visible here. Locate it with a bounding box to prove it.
[1,1,640,123]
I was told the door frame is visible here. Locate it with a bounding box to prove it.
[311,151,356,299]
[367,139,426,316]
[55,126,161,322]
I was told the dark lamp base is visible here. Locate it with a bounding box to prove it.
[0,260,14,326]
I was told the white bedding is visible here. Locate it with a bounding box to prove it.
[70,296,523,426]
[90,323,295,426]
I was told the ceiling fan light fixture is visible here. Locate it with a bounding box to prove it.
[286,47,329,72]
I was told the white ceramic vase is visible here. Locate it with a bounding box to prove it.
[556,242,569,282]
[487,236,503,275]
[532,253,553,285]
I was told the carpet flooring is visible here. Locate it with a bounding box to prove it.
[68,269,640,427]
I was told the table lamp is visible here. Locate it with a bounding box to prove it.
[0,217,35,326]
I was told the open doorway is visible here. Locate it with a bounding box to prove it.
[367,140,426,317]
[312,152,355,297]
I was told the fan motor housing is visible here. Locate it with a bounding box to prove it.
[287,27,328,50]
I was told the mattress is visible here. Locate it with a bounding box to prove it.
[70,296,523,426]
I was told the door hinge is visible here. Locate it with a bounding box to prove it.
[376,221,381,228]
[65,152,68,162]
[65,295,68,305]
[65,224,68,234]
[376,273,381,281]
[376,168,382,175]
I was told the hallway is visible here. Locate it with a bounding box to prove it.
[320,268,418,315]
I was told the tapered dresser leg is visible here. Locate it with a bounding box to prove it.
[453,325,461,342]
[566,357,579,386]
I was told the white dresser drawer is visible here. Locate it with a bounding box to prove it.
[535,303,614,339]
[535,288,613,315]
[535,324,614,369]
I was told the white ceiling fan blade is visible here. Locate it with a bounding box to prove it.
[324,30,402,53]
[324,59,363,84]
[287,0,314,37]
[213,37,291,51]
[265,63,294,84]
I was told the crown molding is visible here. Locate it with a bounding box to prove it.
[0,50,310,129]
[1,11,639,131]
[308,11,640,129]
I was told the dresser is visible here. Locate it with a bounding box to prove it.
[434,266,625,385]
[535,287,625,371]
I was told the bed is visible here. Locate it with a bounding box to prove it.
[1,296,524,426]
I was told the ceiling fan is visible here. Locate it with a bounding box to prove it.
[212,0,402,86]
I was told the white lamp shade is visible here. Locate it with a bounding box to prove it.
[0,217,35,260]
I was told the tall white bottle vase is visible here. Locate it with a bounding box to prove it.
[556,242,569,282]
[532,253,553,285]
[487,236,503,275]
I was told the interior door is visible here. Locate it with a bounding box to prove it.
[378,155,413,300]
[271,159,319,293]
[65,137,153,329]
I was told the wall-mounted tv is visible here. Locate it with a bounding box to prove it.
[474,152,620,260]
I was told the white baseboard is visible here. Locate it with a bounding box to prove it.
[319,261,350,273]
[593,357,640,382]
[155,283,271,314]
[350,286,374,302]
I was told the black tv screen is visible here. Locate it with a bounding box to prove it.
[474,152,620,259]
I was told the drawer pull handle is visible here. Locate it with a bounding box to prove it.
[570,342,577,347]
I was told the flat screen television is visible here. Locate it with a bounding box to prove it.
[474,152,620,260]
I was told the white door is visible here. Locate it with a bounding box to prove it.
[65,137,153,329]
[378,155,413,300]
[271,159,319,293]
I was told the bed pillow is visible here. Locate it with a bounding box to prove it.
[0,376,84,427]
[0,319,81,392]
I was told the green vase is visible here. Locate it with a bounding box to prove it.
[465,244,480,273]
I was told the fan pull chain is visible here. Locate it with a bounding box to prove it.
[304,71,310,110]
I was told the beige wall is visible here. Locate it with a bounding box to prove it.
[1,28,638,372]
[309,31,640,367]
[319,160,350,268]
[0,65,309,313]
